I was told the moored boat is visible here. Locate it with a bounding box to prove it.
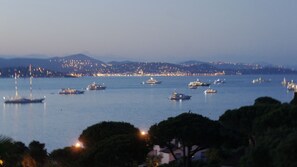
[4,97,45,104]
[3,67,45,104]
[59,88,84,95]
[213,79,225,84]
[252,77,271,84]
[188,79,210,87]
[86,82,106,90]
[143,77,162,84]
[204,88,217,94]
[287,82,297,91]
[169,91,191,100]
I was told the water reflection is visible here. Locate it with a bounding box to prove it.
[170,99,185,109]
[2,102,47,143]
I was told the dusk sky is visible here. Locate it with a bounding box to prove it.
[1,0,297,65]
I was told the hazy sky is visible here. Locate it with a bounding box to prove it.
[1,0,297,65]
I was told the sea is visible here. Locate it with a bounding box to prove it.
[0,74,296,152]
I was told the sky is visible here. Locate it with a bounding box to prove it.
[1,0,297,65]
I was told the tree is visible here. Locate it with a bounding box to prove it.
[146,154,162,167]
[254,96,281,106]
[78,121,139,149]
[81,134,147,166]
[21,154,37,167]
[224,96,297,167]
[219,97,281,147]
[149,113,221,167]
[50,146,83,167]
[290,92,297,105]
[28,141,48,167]
[0,135,27,167]
[78,121,148,167]
[275,131,297,167]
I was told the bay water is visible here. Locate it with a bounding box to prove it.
[0,75,296,151]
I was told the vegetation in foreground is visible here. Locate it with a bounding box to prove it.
[1,93,297,167]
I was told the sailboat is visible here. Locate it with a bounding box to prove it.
[3,66,45,104]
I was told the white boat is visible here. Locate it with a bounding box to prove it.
[4,67,45,104]
[86,82,106,90]
[213,79,225,84]
[169,91,191,100]
[287,81,297,91]
[252,77,271,84]
[204,88,217,94]
[59,88,84,95]
[188,79,210,87]
[143,77,162,84]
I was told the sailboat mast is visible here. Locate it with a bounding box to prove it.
[15,73,18,97]
[29,65,33,99]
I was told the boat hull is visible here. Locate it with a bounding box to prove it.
[170,96,191,100]
[170,92,191,100]
[59,91,84,95]
[4,98,45,104]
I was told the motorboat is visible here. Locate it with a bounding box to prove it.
[59,88,84,95]
[86,82,106,90]
[252,77,271,84]
[169,91,191,100]
[188,79,210,87]
[287,82,297,91]
[4,67,45,104]
[143,77,162,84]
[213,79,225,84]
[204,88,217,94]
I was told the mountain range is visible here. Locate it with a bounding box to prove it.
[0,54,296,77]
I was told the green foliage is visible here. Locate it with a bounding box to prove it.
[78,121,139,149]
[0,136,28,167]
[28,140,48,166]
[50,146,83,167]
[219,96,297,166]
[290,92,297,105]
[78,121,148,167]
[81,134,147,166]
[254,96,281,106]
[240,128,297,167]
[253,104,297,134]
[149,113,221,167]
[150,113,220,147]
[219,127,247,149]
[275,132,297,167]
[146,154,162,167]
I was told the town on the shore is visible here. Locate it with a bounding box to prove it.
[0,54,296,78]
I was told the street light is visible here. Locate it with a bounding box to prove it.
[140,130,147,136]
[74,141,83,148]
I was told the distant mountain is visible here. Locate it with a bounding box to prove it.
[48,54,106,73]
[180,60,210,66]
[52,54,101,61]
[0,54,296,77]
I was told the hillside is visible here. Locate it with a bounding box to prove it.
[0,54,296,77]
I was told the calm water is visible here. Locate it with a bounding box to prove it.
[0,75,296,151]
